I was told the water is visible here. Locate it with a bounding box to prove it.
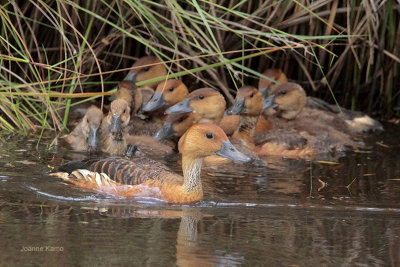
[0,124,400,266]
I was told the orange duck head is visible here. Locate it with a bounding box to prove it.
[153,113,200,140]
[123,56,167,88]
[269,82,306,120]
[178,123,252,163]
[226,86,277,116]
[165,88,226,124]
[258,68,288,98]
[142,79,189,112]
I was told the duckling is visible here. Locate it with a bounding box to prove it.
[269,83,383,140]
[101,98,131,155]
[142,79,189,113]
[227,86,316,159]
[53,123,252,204]
[123,56,167,89]
[64,105,103,152]
[165,88,226,125]
[258,68,288,97]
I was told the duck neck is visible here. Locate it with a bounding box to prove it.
[181,155,204,193]
[236,114,259,137]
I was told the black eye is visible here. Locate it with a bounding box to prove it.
[199,95,204,100]
[178,117,184,123]
[205,132,213,139]
[280,90,287,95]
[249,93,254,98]
[168,87,174,92]
[143,67,150,72]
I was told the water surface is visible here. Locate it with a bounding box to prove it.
[1,124,400,266]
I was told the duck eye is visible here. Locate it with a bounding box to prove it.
[205,132,213,139]
[168,87,174,92]
[199,95,205,100]
[280,90,287,95]
[178,117,184,123]
[249,93,254,98]
[143,67,150,72]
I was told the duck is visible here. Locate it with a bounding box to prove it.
[258,68,288,98]
[268,83,383,147]
[53,123,252,204]
[64,105,103,152]
[226,85,316,159]
[153,113,200,141]
[101,98,131,155]
[123,56,167,89]
[165,88,226,125]
[142,79,189,113]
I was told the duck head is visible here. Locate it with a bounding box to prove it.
[123,56,167,88]
[270,82,306,120]
[142,79,189,112]
[178,123,252,163]
[258,68,288,98]
[153,113,200,140]
[107,99,131,140]
[226,86,277,116]
[83,106,103,151]
[165,88,226,124]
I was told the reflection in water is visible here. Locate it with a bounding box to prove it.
[0,124,400,265]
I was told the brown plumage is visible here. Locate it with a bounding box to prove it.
[101,98,131,155]
[53,123,251,204]
[123,56,167,89]
[268,82,383,152]
[142,79,189,113]
[166,88,226,125]
[64,105,103,152]
[227,86,316,159]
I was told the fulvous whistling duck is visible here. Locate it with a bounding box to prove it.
[165,88,226,125]
[153,113,200,141]
[53,123,252,204]
[226,86,316,159]
[269,82,383,137]
[142,79,189,113]
[123,56,167,89]
[64,105,103,152]
[101,98,131,155]
[258,68,288,98]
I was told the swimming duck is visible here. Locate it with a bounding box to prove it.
[269,82,383,138]
[123,56,167,88]
[165,88,226,125]
[142,79,189,113]
[226,86,316,159]
[101,98,131,155]
[54,123,252,204]
[64,105,103,152]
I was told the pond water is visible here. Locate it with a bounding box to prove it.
[1,123,400,266]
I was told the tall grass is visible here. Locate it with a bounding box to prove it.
[0,0,399,135]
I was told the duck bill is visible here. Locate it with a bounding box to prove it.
[262,94,279,111]
[259,86,269,98]
[123,72,137,83]
[142,92,167,112]
[226,97,245,115]
[110,115,122,133]
[216,140,252,163]
[165,98,193,114]
[88,125,100,150]
[153,122,174,140]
